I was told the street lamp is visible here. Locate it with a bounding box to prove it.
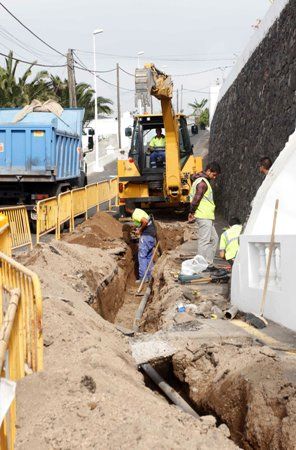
[137,51,144,69]
[93,28,103,173]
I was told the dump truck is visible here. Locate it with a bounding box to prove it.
[0,106,91,221]
[117,64,202,214]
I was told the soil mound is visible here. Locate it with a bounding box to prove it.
[15,220,236,449]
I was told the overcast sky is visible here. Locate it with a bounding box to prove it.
[0,0,270,114]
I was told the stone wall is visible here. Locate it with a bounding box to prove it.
[209,0,296,222]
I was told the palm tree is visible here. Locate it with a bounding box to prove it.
[0,51,50,107]
[188,98,208,116]
[0,53,113,124]
[49,75,113,124]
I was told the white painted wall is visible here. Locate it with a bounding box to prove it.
[231,127,296,331]
[218,0,290,103]
[209,85,221,126]
[82,112,133,173]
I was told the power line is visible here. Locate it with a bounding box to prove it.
[172,66,233,77]
[75,49,235,62]
[119,66,135,77]
[74,52,116,74]
[72,51,134,92]
[0,24,64,61]
[0,2,65,57]
[0,50,67,68]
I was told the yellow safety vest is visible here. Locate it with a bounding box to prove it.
[219,224,242,260]
[190,177,215,220]
[149,135,166,148]
[132,208,149,227]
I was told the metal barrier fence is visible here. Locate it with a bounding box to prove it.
[0,206,32,251]
[0,251,43,449]
[36,178,118,243]
[0,216,12,257]
[57,191,72,239]
[71,187,87,229]
[36,197,58,244]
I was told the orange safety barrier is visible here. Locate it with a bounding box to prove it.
[0,215,12,256]
[36,178,119,242]
[0,206,32,251]
[0,251,43,449]
[97,180,111,209]
[36,197,58,244]
[109,178,118,210]
[57,191,72,238]
[85,183,99,218]
[71,187,87,229]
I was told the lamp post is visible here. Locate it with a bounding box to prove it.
[93,28,103,172]
[137,51,144,114]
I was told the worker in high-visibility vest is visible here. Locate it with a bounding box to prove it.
[125,202,156,283]
[219,217,242,265]
[149,127,166,168]
[188,161,221,269]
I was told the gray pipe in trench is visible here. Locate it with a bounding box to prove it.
[140,362,199,419]
[133,287,151,332]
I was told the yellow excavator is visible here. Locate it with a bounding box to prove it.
[117,64,202,214]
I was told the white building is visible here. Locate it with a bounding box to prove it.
[209,84,221,127]
[231,129,296,332]
[83,112,133,173]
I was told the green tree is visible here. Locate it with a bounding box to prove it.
[0,52,113,124]
[188,98,208,116]
[0,51,50,107]
[49,75,113,124]
[188,98,209,128]
[199,108,209,128]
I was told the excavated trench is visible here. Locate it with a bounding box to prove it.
[65,212,296,450]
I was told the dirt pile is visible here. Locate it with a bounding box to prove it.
[173,343,296,449]
[15,213,237,449]
[141,246,229,333]
[155,221,184,251]
[64,211,123,250]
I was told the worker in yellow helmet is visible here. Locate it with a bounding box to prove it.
[188,161,221,270]
[149,127,166,168]
[219,217,242,265]
[125,202,156,283]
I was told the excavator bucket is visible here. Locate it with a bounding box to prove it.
[135,64,173,108]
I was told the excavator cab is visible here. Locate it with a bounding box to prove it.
[129,114,193,173]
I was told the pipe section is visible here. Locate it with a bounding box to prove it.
[140,362,199,419]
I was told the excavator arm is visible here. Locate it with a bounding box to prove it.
[135,64,182,199]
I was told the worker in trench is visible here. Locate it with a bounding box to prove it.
[188,161,221,270]
[219,217,242,266]
[125,202,157,283]
[148,127,166,168]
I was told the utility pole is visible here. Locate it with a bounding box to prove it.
[180,84,183,112]
[176,89,179,112]
[116,63,122,149]
[67,49,77,107]
[151,96,153,114]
